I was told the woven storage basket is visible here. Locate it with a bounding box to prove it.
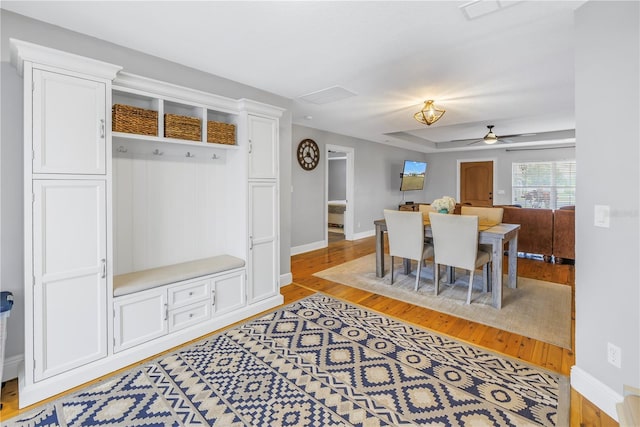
[112,104,158,136]
[207,121,236,145]
[164,114,201,141]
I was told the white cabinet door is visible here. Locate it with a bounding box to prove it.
[32,180,107,380]
[32,69,107,174]
[114,289,167,353]
[213,271,246,316]
[248,182,279,303]
[248,115,277,179]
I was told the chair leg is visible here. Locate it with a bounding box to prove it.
[415,260,421,291]
[482,264,489,293]
[390,256,394,285]
[434,263,440,295]
[467,270,474,304]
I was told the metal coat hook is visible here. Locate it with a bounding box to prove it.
[152,149,164,156]
[211,154,219,160]
[116,146,128,153]
[186,152,196,158]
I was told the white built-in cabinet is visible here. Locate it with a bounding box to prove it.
[11,39,284,408]
[32,180,108,380]
[32,69,107,174]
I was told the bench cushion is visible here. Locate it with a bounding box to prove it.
[114,255,245,297]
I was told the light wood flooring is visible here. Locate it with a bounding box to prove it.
[1,235,617,426]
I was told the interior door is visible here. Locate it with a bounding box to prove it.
[460,161,494,206]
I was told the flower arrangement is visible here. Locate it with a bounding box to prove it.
[431,196,456,213]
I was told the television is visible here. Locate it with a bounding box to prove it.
[400,160,427,191]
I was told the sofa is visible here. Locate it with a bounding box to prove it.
[499,205,575,262]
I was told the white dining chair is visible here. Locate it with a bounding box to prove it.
[428,212,492,304]
[383,209,434,291]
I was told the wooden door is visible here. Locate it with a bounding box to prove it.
[460,161,494,206]
[32,69,106,174]
[32,180,107,380]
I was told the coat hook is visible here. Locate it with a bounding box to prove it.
[117,146,128,153]
[152,149,164,156]
[211,154,219,160]
[186,152,195,158]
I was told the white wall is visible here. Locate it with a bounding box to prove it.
[572,1,639,420]
[0,9,293,378]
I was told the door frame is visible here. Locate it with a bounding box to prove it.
[325,144,354,241]
[456,158,498,205]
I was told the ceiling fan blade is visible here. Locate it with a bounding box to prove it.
[466,139,483,145]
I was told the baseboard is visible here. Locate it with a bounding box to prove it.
[2,354,22,382]
[279,272,292,287]
[350,229,375,241]
[571,365,623,421]
[290,240,326,256]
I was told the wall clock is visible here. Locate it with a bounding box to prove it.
[297,138,320,171]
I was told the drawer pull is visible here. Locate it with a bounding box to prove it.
[189,313,194,318]
[189,291,194,296]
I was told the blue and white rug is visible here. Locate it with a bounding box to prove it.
[6,294,568,426]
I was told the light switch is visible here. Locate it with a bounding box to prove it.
[594,205,610,228]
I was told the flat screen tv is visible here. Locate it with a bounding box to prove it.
[400,160,427,191]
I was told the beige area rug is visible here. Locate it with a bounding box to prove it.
[314,253,572,349]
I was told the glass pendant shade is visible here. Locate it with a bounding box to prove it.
[413,100,445,126]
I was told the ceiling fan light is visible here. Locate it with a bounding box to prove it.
[484,132,498,144]
[414,100,445,126]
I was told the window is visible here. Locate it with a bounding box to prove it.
[512,160,576,209]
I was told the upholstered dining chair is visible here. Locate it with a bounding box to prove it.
[428,212,492,304]
[461,206,504,255]
[383,209,434,291]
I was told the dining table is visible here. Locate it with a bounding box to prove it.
[374,218,520,309]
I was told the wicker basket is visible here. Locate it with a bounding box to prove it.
[164,114,201,141]
[112,104,158,136]
[207,121,236,145]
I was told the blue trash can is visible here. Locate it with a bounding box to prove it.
[1,291,14,388]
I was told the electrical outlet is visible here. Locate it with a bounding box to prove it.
[607,342,621,368]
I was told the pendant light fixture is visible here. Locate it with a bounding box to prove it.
[413,100,445,126]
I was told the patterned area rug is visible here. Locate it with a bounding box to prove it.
[314,254,572,349]
[6,294,568,426]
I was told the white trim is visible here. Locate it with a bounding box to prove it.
[290,240,327,256]
[10,38,122,79]
[2,354,23,382]
[571,365,623,421]
[352,229,376,240]
[456,157,498,204]
[325,144,355,241]
[279,272,293,287]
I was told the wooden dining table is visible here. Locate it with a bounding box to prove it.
[374,218,520,309]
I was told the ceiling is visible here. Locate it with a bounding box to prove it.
[2,1,584,153]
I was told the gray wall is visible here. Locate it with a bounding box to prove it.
[574,0,639,404]
[291,125,429,247]
[424,147,576,206]
[0,10,293,369]
[328,158,346,201]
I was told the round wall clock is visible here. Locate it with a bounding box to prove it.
[297,138,320,171]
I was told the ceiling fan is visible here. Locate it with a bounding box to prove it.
[457,125,537,145]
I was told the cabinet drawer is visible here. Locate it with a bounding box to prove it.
[168,279,210,309]
[169,301,211,332]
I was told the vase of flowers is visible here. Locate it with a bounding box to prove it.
[431,196,456,214]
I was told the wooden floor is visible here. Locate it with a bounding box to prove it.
[1,235,617,426]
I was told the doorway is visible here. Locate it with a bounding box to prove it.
[457,159,497,206]
[325,144,354,242]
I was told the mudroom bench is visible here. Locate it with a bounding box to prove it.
[113,255,247,353]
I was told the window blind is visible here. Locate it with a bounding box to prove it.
[511,160,576,209]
